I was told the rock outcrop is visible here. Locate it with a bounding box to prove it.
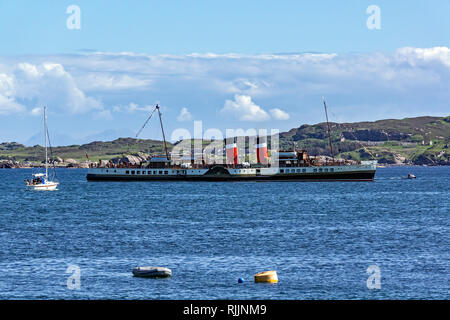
[64,158,78,164]
[64,158,79,167]
[109,153,150,166]
[0,159,20,168]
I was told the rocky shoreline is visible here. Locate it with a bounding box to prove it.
[0,159,91,169]
[0,153,151,169]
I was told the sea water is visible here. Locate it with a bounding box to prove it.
[0,167,448,299]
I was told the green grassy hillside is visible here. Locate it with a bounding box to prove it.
[1,116,449,165]
[0,138,172,163]
[279,116,450,165]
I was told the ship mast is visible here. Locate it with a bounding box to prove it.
[322,98,335,162]
[44,106,48,178]
[156,105,170,160]
[136,104,170,160]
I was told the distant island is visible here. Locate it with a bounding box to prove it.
[1,116,449,168]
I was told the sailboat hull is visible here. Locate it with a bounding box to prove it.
[27,182,59,191]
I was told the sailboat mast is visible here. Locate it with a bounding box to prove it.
[323,99,335,162]
[156,105,170,160]
[44,106,48,178]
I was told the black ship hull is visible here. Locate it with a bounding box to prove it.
[86,170,375,182]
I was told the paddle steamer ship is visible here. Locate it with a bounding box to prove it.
[86,103,376,182]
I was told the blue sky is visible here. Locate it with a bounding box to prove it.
[1,0,449,54]
[0,1,449,145]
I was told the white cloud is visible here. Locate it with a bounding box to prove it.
[94,109,113,120]
[0,73,15,96]
[177,107,192,122]
[0,73,25,114]
[80,74,152,91]
[395,47,450,66]
[0,62,103,115]
[221,95,270,122]
[270,108,290,120]
[0,94,25,115]
[112,102,154,113]
[30,107,42,116]
[16,62,103,114]
[0,47,449,125]
[220,96,289,121]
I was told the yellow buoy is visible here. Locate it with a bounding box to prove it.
[254,270,278,283]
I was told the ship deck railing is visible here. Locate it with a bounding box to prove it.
[90,160,360,170]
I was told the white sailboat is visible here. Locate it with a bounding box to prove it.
[25,107,59,191]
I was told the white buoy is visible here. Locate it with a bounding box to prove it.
[132,266,172,278]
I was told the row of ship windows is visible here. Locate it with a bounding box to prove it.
[105,170,179,175]
[280,168,334,173]
[104,168,336,175]
[104,169,211,175]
